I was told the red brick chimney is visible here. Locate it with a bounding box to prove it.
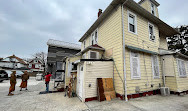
[98,9,102,18]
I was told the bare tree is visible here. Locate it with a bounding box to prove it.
[32,52,47,72]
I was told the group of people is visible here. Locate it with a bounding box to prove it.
[8,71,29,96]
[8,71,52,96]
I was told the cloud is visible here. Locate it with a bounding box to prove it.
[0,0,187,58]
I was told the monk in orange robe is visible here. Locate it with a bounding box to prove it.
[8,71,17,96]
[20,71,29,91]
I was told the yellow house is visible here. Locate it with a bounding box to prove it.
[159,48,188,95]
[77,0,181,101]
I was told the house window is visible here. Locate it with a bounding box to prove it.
[130,52,140,79]
[148,23,155,41]
[83,40,86,49]
[35,64,39,68]
[91,29,98,45]
[177,59,187,77]
[152,56,160,78]
[151,3,155,15]
[128,11,137,34]
[89,51,98,59]
[28,64,32,68]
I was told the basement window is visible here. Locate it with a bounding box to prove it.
[128,11,137,34]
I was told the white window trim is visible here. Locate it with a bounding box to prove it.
[177,59,187,78]
[88,51,99,59]
[90,29,98,45]
[151,55,160,79]
[83,40,86,49]
[130,51,141,79]
[35,64,39,68]
[151,3,156,16]
[127,10,137,35]
[148,22,155,42]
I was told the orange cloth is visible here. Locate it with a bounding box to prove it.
[9,83,16,92]
[20,81,27,88]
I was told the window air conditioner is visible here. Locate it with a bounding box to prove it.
[160,87,170,96]
[150,35,155,40]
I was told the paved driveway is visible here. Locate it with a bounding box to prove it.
[0,77,188,111]
[86,95,188,111]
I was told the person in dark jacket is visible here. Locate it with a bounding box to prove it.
[8,71,16,96]
[20,71,29,91]
[45,72,52,92]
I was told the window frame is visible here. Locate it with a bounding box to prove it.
[130,51,141,79]
[148,22,155,41]
[151,55,160,79]
[89,51,99,59]
[35,64,39,68]
[177,59,187,78]
[151,3,156,16]
[128,10,137,34]
[90,29,98,45]
[83,40,86,49]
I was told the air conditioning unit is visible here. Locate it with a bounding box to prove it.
[150,35,155,41]
[160,87,170,96]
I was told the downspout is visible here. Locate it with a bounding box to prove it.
[162,57,166,87]
[122,0,128,102]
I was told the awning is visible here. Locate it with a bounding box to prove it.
[126,45,158,55]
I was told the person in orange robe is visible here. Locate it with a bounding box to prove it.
[8,71,17,96]
[20,71,29,91]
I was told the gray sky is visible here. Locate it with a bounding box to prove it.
[0,0,187,58]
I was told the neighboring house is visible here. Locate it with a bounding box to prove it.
[47,39,81,79]
[63,0,184,102]
[28,57,44,73]
[0,55,28,70]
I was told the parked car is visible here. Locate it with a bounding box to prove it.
[0,70,8,82]
[36,73,43,81]
[16,71,24,78]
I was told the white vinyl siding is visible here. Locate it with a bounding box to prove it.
[177,59,187,77]
[130,52,140,79]
[152,55,160,78]
[128,11,137,34]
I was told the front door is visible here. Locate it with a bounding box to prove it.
[78,64,83,99]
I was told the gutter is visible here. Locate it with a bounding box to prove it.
[122,0,128,102]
